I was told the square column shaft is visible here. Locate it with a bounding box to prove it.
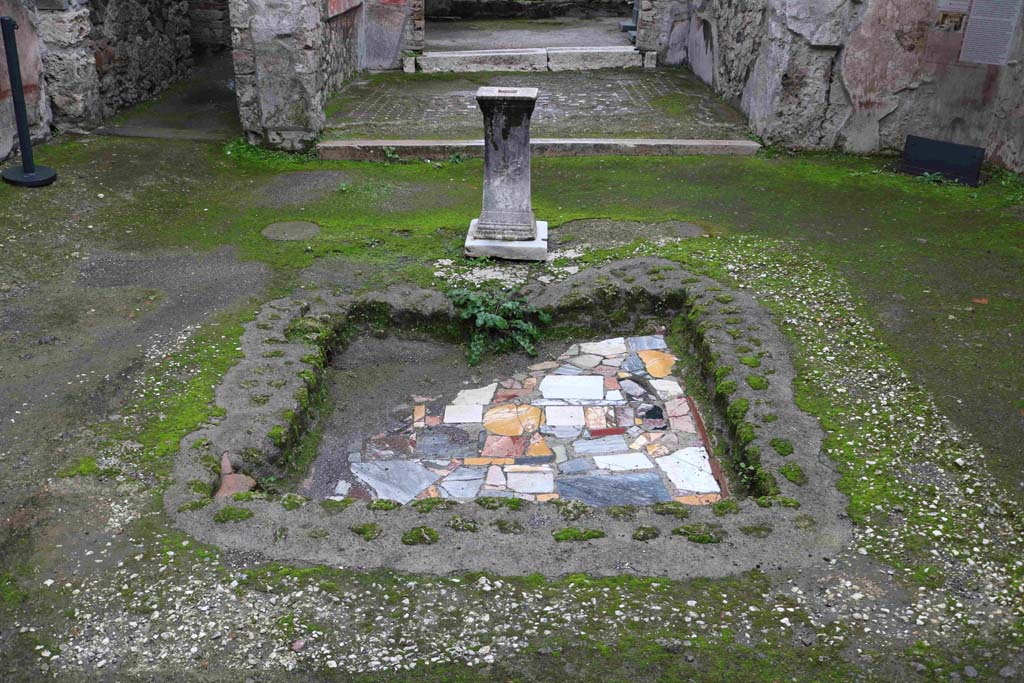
[475,86,538,241]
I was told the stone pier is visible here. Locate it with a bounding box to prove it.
[465,86,548,261]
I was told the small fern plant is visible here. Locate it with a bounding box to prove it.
[448,289,551,366]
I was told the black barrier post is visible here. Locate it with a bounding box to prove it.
[1,16,56,187]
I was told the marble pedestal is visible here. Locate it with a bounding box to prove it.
[465,86,547,261]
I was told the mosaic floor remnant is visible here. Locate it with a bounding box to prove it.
[333,336,726,506]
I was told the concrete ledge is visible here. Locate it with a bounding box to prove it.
[547,46,642,71]
[465,220,548,261]
[318,138,762,161]
[418,48,548,73]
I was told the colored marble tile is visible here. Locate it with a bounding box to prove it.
[545,405,586,426]
[615,406,635,427]
[536,493,560,502]
[553,445,567,463]
[444,404,484,424]
[414,426,477,459]
[365,435,415,458]
[650,378,685,400]
[627,335,668,352]
[557,471,672,506]
[670,414,696,433]
[622,353,648,375]
[606,391,624,402]
[593,453,654,471]
[569,354,603,369]
[579,338,627,356]
[589,427,626,438]
[333,480,352,496]
[413,405,426,427]
[505,467,555,494]
[584,406,609,430]
[657,447,720,494]
[494,388,530,403]
[553,364,584,376]
[440,476,485,499]
[619,379,647,398]
[675,493,721,506]
[453,383,497,405]
[646,443,673,457]
[465,457,515,466]
[559,457,596,474]
[592,365,619,378]
[486,465,506,487]
[351,461,440,504]
[522,376,538,390]
[573,435,630,455]
[638,350,677,378]
[527,433,553,456]
[481,434,527,457]
[483,404,544,436]
[629,432,665,450]
[516,455,556,465]
[529,361,559,371]
[540,425,583,440]
[604,377,621,391]
[425,415,442,427]
[539,375,605,400]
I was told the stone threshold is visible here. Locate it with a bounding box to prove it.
[92,125,236,142]
[318,138,762,161]
[413,45,654,73]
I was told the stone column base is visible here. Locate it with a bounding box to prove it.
[465,220,548,261]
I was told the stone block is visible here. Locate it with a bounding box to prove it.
[643,50,657,68]
[417,48,548,73]
[402,55,416,73]
[465,220,548,261]
[546,46,642,71]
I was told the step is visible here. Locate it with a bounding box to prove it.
[547,46,642,71]
[418,48,548,73]
[317,138,762,161]
[415,46,646,73]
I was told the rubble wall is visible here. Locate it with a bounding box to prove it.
[640,0,1024,171]
[0,1,51,160]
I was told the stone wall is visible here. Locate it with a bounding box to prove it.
[230,0,365,150]
[641,0,1024,171]
[0,0,51,161]
[189,0,232,53]
[425,0,630,19]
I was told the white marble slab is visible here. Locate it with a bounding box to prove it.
[539,374,604,400]
[657,447,720,493]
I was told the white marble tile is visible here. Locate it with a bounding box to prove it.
[443,404,484,423]
[452,383,497,405]
[545,405,586,426]
[593,453,654,471]
[539,375,604,400]
[650,378,685,400]
[580,337,628,356]
[657,447,720,493]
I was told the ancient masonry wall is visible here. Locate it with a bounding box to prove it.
[189,0,232,53]
[425,0,630,20]
[1,0,193,159]
[640,0,1024,172]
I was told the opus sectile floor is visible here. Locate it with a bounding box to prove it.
[330,336,726,507]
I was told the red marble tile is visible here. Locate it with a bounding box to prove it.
[481,434,528,457]
[589,427,627,438]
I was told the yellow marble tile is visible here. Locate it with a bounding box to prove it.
[639,350,677,378]
[483,404,544,436]
[465,457,514,466]
[536,493,560,502]
[674,493,721,506]
[526,434,553,457]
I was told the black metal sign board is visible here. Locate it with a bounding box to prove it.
[900,135,986,186]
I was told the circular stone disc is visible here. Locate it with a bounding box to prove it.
[261,221,321,241]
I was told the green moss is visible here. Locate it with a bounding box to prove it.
[761,413,779,423]
[213,506,254,523]
[780,462,808,486]
[726,399,750,424]
[653,501,690,519]
[712,499,740,516]
[350,523,382,541]
[793,514,816,530]
[56,457,120,478]
[231,491,256,502]
[177,499,211,513]
[632,526,660,542]
[714,366,733,383]
[716,380,738,397]
[778,496,801,509]
[672,523,725,544]
[739,355,761,368]
[411,498,457,514]
[308,528,329,540]
[446,516,479,532]
[188,479,213,496]
[494,519,525,534]
[770,438,794,456]
[401,526,440,545]
[735,422,757,446]
[553,499,592,521]
[367,499,401,511]
[280,493,308,510]
[739,523,773,538]
[267,425,286,447]
[477,497,524,511]
[715,294,735,304]
[746,375,769,391]
[553,527,606,542]
[606,505,638,521]
[319,498,354,513]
